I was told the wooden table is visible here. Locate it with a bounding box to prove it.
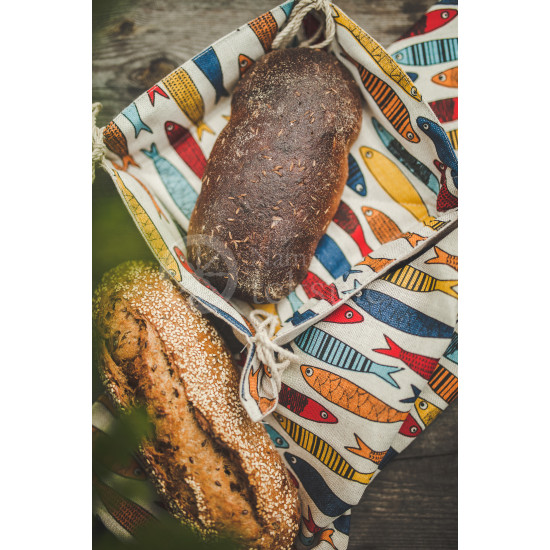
[92,1,457,548]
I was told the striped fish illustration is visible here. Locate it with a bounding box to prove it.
[400,232,427,247]
[113,169,182,282]
[125,170,167,221]
[434,160,458,211]
[374,334,439,380]
[301,365,408,423]
[352,289,455,338]
[314,234,351,279]
[193,46,229,104]
[274,412,375,485]
[356,254,394,273]
[418,117,458,188]
[122,102,153,138]
[333,6,421,102]
[165,121,207,179]
[162,67,214,140]
[399,8,458,39]
[262,422,289,448]
[362,206,402,244]
[415,397,442,427]
[345,434,386,464]
[142,143,198,219]
[333,201,372,256]
[238,53,254,77]
[443,331,458,363]
[429,363,458,403]
[432,66,458,88]
[360,147,446,231]
[426,245,458,271]
[392,38,458,66]
[103,120,139,171]
[429,97,458,124]
[378,446,399,470]
[382,264,458,299]
[342,51,419,143]
[147,84,169,106]
[284,452,351,518]
[399,414,422,437]
[279,383,338,423]
[295,327,402,388]
[372,117,439,194]
[248,11,278,52]
[346,154,367,196]
[447,128,458,150]
[93,475,157,535]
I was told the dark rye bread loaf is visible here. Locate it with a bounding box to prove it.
[187,47,362,303]
[93,261,300,549]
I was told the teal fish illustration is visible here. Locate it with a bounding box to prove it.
[122,102,152,138]
[141,143,198,218]
[392,38,458,66]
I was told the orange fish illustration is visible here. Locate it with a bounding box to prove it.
[248,364,275,414]
[362,206,402,244]
[238,53,254,77]
[301,365,408,423]
[425,245,458,271]
[162,67,214,140]
[432,66,458,88]
[382,264,458,299]
[429,363,458,404]
[248,12,278,52]
[319,529,337,549]
[400,232,427,247]
[103,120,139,171]
[345,434,386,464]
[356,254,394,272]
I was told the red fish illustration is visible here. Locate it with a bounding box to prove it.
[303,506,322,534]
[333,201,373,256]
[301,272,339,305]
[429,97,458,124]
[345,434,386,464]
[323,304,364,324]
[399,414,422,437]
[287,468,299,489]
[374,335,439,380]
[165,120,207,180]
[399,8,458,39]
[248,12,278,52]
[434,160,458,211]
[426,245,458,271]
[238,54,254,77]
[103,120,139,171]
[279,383,338,423]
[147,84,169,106]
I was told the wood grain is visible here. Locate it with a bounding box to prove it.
[92,1,457,548]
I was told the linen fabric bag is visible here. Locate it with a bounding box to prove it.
[92,1,458,548]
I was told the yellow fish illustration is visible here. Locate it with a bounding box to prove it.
[274,412,374,485]
[414,397,442,427]
[360,147,446,231]
[113,169,182,282]
[162,67,214,140]
[333,5,421,102]
[447,128,458,150]
[383,264,458,299]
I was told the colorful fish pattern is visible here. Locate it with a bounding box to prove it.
[432,66,458,88]
[382,264,458,299]
[346,154,367,196]
[332,201,372,257]
[447,128,458,150]
[399,8,458,39]
[426,245,458,271]
[248,12,278,52]
[164,121,207,179]
[434,160,458,211]
[103,121,139,171]
[362,206,402,244]
[238,53,254,77]
[314,234,351,279]
[121,102,152,138]
[429,97,458,124]
[192,46,229,103]
[147,84,169,106]
[429,363,458,403]
[392,38,458,66]
[345,434,387,464]
[279,383,338,423]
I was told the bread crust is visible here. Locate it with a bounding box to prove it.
[187,47,362,303]
[93,261,300,548]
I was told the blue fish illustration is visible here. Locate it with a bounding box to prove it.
[284,452,351,517]
[294,326,402,388]
[372,118,439,194]
[334,514,351,535]
[352,289,455,338]
[192,46,229,104]
[314,234,351,279]
[122,102,152,138]
[407,72,419,82]
[392,38,458,66]
[417,116,458,188]
[400,384,422,404]
[443,331,458,363]
[378,446,398,470]
[288,308,316,326]
[280,0,295,19]
[346,154,367,196]
[193,296,252,337]
[262,423,289,448]
[142,143,198,218]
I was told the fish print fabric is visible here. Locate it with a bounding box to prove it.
[94,1,458,548]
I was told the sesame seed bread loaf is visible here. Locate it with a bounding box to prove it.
[187,47,362,303]
[93,261,300,549]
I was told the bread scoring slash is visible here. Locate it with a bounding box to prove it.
[187,47,362,303]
